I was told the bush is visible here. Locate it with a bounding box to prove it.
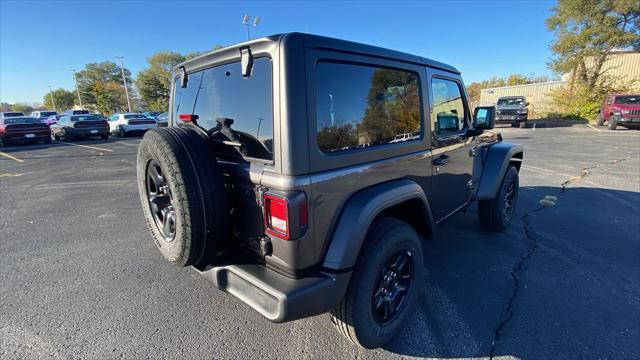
[549,79,632,122]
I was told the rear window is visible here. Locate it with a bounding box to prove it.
[172,57,273,161]
[5,117,40,124]
[497,98,525,106]
[73,110,90,115]
[124,114,148,119]
[615,96,640,104]
[71,115,99,122]
[40,111,57,117]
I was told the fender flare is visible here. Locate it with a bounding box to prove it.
[322,179,434,271]
[473,142,523,201]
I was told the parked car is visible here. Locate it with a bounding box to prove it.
[30,110,58,122]
[62,109,90,115]
[0,112,25,119]
[135,33,523,349]
[0,116,51,146]
[598,94,640,130]
[108,113,157,137]
[43,115,61,126]
[155,112,168,127]
[50,114,109,140]
[495,96,529,128]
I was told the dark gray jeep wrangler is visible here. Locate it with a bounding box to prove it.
[136,33,523,349]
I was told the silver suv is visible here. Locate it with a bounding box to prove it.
[136,33,524,349]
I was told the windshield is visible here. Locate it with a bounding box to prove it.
[71,115,99,122]
[40,111,57,117]
[497,98,525,106]
[4,117,40,124]
[614,96,640,105]
[124,114,148,119]
[172,57,273,161]
[73,110,90,114]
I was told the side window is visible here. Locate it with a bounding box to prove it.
[431,77,467,137]
[315,61,421,153]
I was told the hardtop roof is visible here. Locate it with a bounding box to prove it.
[175,32,460,74]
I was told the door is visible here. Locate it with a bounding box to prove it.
[428,76,474,221]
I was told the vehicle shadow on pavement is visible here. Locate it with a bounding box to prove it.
[382,186,640,359]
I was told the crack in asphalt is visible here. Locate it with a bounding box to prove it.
[488,155,636,359]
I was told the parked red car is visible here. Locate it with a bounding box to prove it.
[598,94,640,130]
[0,116,51,147]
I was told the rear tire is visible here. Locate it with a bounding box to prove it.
[136,127,228,267]
[330,217,424,349]
[478,165,519,231]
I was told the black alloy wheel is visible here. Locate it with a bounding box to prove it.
[146,159,176,242]
[372,250,413,326]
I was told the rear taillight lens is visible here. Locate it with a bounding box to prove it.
[264,194,289,239]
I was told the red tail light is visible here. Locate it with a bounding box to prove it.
[264,194,289,239]
[178,114,199,122]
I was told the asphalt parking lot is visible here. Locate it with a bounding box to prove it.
[1,124,639,359]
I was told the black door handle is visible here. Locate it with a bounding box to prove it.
[432,154,451,166]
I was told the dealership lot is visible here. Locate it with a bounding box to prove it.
[1,125,639,359]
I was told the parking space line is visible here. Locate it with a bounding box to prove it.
[0,173,24,178]
[586,124,601,132]
[0,152,25,163]
[60,142,114,152]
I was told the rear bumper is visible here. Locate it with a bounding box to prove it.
[121,124,157,133]
[4,134,49,143]
[68,128,109,137]
[194,262,351,323]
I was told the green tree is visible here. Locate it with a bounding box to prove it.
[76,61,132,109]
[546,0,639,88]
[135,51,186,112]
[10,103,34,114]
[92,81,127,115]
[546,0,639,120]
[43,88,76,111]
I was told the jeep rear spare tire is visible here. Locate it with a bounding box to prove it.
[136,127,228,267]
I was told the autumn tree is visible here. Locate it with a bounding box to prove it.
[92,82,127,115]
[136,51,186,112]
[76,61,132,110]
[43,88,76,111]
[546,0,639,120]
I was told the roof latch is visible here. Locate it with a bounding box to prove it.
[240,47,254,78]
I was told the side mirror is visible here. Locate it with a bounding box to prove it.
[473,106,495,130]
[526,102,530,106]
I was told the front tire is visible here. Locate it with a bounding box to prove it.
[101,134,109,140]
[330,217,424,349]
[519,121,527,128]
[608,116,618,130]
[119,127,126,138]
[478,165,519,231]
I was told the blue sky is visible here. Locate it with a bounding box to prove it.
[0,0,556,104]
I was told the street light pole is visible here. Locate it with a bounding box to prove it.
[70,69,83,107]
[46,85,56,112]
[115,56,132,112]
[242,15,261,41]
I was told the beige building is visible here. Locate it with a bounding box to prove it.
[479,51,640,118]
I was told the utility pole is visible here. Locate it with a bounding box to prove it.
[115,56,132,112]
[46,85,56,112]
[242,15,261,41]
[70,69,83,107]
